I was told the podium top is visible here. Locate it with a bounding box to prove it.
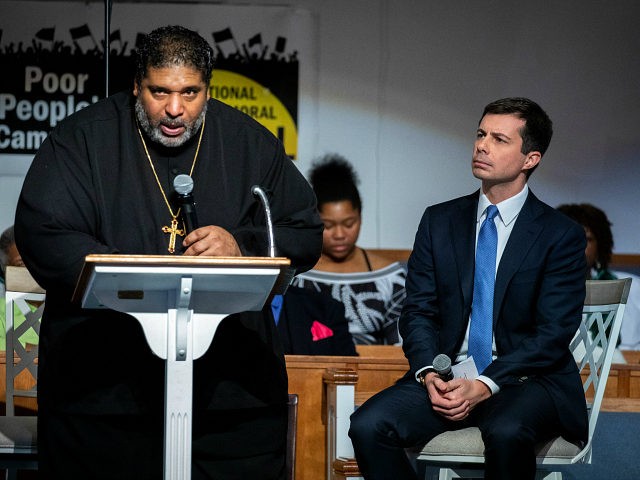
[72,254,292,307]
[80,253,290,267]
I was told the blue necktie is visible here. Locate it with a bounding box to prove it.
[468,205,499,374]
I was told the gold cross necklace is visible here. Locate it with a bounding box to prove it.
[136,116,206,253]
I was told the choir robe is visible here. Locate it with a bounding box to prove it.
[15,91,322,477]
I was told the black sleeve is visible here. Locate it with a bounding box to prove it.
[15,126,114,299]
[325,297,358,356]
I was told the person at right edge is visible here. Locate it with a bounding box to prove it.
[349,97,588,479]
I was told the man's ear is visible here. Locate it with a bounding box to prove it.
[523,151,541,172]
[133,81,139,97]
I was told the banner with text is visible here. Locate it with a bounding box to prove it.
[0,1,311,159]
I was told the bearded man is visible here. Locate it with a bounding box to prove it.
[16,25,322,480]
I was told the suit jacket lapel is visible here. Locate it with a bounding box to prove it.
[452,192,478,309]
[493,190,545,321]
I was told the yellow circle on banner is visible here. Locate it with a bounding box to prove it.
[209,70,298,159]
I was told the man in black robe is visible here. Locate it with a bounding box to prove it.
[15,25,322,479]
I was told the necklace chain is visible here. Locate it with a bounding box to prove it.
[136,116,206,252]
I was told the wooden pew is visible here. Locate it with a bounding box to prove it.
[605,350,640,412]
[611,254,640,276]
[0,351,38,415]
[285,345,408,480]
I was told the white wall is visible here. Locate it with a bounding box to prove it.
[0,155,31,232]
[300,0,640,253]
[2,0,639,253]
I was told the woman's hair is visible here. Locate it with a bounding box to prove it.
[557,203,614,270]
[0,225,15,277]
[308,154,362,212]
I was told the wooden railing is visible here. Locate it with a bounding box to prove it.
[0,351,38,415]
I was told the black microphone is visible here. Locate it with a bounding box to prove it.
[173,174,199,234]
[433,353,454,381]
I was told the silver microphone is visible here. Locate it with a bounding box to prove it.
[173,174,199,234]
[173,174,194,195]
[251,185,276,257]
[433,353,454,381]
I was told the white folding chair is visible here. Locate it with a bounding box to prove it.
[418,278,632,480]
[0,266,44,479]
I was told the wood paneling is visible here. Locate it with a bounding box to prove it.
[0,351,38,415]
[286,346,407,480]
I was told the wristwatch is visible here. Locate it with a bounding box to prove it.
[417,368,435,386]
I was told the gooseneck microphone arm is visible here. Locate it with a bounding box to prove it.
[251,185,276,258]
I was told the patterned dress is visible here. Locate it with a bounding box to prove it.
[293,261,407,345]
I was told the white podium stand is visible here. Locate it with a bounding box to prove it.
[72,254,292,480]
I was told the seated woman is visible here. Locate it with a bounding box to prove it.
[0,225,40,350]
[557,203,640,353]
[293,155,407,345]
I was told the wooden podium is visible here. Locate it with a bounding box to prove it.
[73,254,291,480]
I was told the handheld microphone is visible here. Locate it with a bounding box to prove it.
[251,185,276,258]
[433,354,454,381]
[173,174,199,234]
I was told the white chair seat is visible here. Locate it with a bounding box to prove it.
[0,416,38,452]
[420,427,581,463]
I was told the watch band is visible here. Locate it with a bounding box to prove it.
[417,368,435,386]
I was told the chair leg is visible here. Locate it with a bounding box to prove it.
[439,467,484,479]
[536,471,562,480]
[439,468,454,480]
[428,467,562,480]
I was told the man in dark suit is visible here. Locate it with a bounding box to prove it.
[349,97,588,480]
[273,286,357,356]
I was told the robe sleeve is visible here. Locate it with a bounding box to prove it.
[15,125,115,299]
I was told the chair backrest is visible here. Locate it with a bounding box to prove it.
[4,266,45,416]
[570,278,631,464]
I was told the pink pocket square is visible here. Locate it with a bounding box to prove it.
[311,320,334,341]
